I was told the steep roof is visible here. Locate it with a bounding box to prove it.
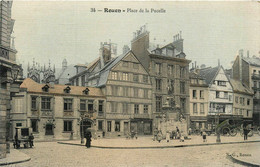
[20,78,105,97]
[243,57,260,67]
[199,66,219,85]
[96,51,131,87]
[230,78,253,95]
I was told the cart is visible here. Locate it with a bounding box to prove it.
[13,127,33,148]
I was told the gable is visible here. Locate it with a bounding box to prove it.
[122,52,139,63]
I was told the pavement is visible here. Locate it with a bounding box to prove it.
[0,149,30,166]
[58,135,260,149]
[1,135,259,166]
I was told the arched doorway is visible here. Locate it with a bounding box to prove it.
[80,118,93,138]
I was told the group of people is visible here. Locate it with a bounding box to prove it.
[153,127,185,143]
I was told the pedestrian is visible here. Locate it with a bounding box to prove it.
[188,128,192,135]
[29,133,34,148]
[176,127,180,134]
[166,131,170,143]
[153,128,158,141]
[179,132,184,142]
[84,130,92,148]
[202,130,207,142]
[157,130,162,143]
[243,124,248,141]
[172,130,176,139]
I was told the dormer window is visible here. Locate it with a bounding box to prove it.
[83,88,89,95]
[64,86,71,93]
[42,84,50,92]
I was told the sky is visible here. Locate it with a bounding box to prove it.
[11,1,260,71]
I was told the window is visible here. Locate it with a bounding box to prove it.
[76,78,79,86]
[122,72,129,81]
[155,63,161,74]
[235,97,239,103]
[156,79,161,91]
[242,98,245,105]
[16,123,22,127]
[31,96,37,110]
[193,103,197,114]
[180,82,185,94]
[41,97,51,110]
[111,102,117,113]
[80,100,86,111]
[156,96,162,112]
[115,121,120,132]
[81,75,85,86]
[200,91,204,99]
[98,100,103,113]
[180,98,186,112]
[247,110,249,117]
[253,81,257,88]
[143,89,148,98]
[64,121,73,132]
[133,63,139,69]
[122,61,128,67]
[239,109,243,115]
[122,103,128,114]
[123,87,128,97]
[31,119,38,132]
[112,72,117,80]
[112,86,118,96]
[192,90,197,99]
[217,81,226,86]
[167,65,174,75]
[134,88,138,97]
[134,104,139,114]
[200,103,204,114]
[224,92,228,99]
[143,75,148,83]
[216,91,220,98]
[64,98,73,111]
[144,105,148,114]
[240,97,243,104]
[88,100,94,111]
[180,67,185,78]
[247,99,250,105]
[133,74,139,82]
[167,79,174,94]
[107,121,111,132]
[98,121,103,131]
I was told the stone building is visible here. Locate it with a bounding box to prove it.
[232,50,260,125]
[0,0,18,158]
[189,69,209,130]
[131,26,191,132]
[10,78,105,141]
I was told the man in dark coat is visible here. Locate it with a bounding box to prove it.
[243,123,248,140]
[29,133,34,148]
[84,130,92,148]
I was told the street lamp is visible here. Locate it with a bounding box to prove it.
[216,106,221,143]
[10,64,20,82]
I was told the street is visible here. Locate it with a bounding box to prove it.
[5,141,259,167]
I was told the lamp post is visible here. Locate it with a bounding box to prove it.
[216,106,221,143]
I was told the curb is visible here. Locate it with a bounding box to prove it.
[226,153,259,167]
[0,157,31,166]
[58,140,260,149]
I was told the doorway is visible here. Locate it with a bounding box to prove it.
[45,124,54,135]
[80,119,92,138]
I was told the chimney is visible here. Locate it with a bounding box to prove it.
[239,49,244,58]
